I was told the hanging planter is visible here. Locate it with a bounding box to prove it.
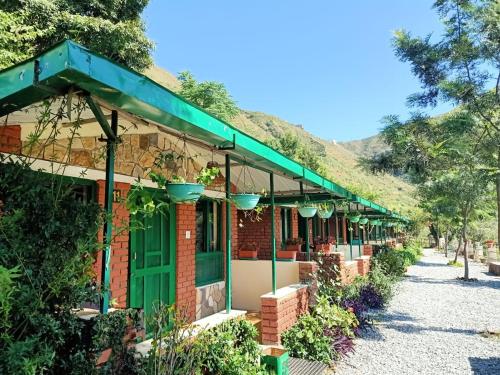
[232,193,261,210]
[369,219,379,226]
[232,162,262,210]
[317,208,333,219]
[298,206,317,218]
[346,211,361,223]
[166,182,205,203]
[359,217,369,225]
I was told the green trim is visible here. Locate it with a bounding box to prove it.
[270,173,277,294]
[225,154,232,313]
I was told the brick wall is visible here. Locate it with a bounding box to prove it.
[222,203,239,260]
[0,125,21,153]
[176,204,196,322]
[237,206,281,260]
[355,256,370,276]
[94,180,131,308]
[363,244,373,256]
[261,285,309,344]
[291,208,299,239]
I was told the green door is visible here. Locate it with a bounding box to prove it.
[129,201,176,326]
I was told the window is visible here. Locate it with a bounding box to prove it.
[312,216,329,240]
[195,200,223,286]
[280,208,293,247]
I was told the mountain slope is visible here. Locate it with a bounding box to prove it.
[145,66,417,215]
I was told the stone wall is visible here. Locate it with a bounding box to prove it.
[196,281,226,320]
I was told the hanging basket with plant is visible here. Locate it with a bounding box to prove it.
[317,202,333,219]
[359,217,369,225]
[297,196,317,218]
[231,161,262,210]
[346,211,361,223]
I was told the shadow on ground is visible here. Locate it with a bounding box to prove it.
[405,275,500,291]
[469,357,500,374]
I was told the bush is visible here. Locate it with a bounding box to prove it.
[197,319,266,375]
[373,247,406,277]
[282,297,358,364]
[0,162,105,373]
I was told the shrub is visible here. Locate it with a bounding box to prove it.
[282,297,359,364]
[196,319,266,375]
[342,299,372,334]
[373,247,406,277]
[358,284,385,309]
[0,162,104,373]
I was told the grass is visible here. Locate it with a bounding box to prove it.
[447,260,464,267]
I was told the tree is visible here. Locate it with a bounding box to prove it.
[391,0,500,245]
[0,0,154,71]
[177,71,239,122]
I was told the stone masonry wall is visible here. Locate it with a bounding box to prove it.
[196,281,226,320]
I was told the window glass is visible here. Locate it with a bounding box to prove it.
[195,200,221,253]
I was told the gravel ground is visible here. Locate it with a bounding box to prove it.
[335,250,500,375]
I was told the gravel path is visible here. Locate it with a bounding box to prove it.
[335,250,500,375]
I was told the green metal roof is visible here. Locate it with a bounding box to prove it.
[0,40,409,222]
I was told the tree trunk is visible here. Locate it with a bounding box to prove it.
[454,235,462,263]
[462,214,469,280]
[444,228,449,258]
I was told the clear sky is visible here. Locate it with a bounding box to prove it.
[143,0,452,142]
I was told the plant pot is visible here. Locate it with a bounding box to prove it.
[348,215,361,223]
[298,206,317,218]
[369,219,378,225]
[276,250,297,261]
[232,193,261,210]
[239,249,258,260]
[166,182,205,203]
[359,217,369,225]
[261,347,289,375]
[317,208,333,219]
[285,244,302,252]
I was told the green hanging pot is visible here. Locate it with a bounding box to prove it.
[232,193,261,210]
[359,217,369,225]
[166,182,205,203]
[369,219,378,225]
[317,208,333,219]
[298,206,317,218]
[348,214,361,223]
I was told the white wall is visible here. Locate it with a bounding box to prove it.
[231,260,300,311]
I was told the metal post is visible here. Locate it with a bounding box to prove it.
[357,222,362,257]
[270,173,277,294]
[333,204,338,251]
[225,154,232,313]
[305,217,310,261]
[348,205,353,260]
[100,110,118,314]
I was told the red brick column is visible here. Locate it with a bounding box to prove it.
[291,208,299,239]
[261,285,309,344]
[95,181,131,308]
[0,125,21,153]
[176,204,196,322]
[354,256,370,276]
[363,244,373,256]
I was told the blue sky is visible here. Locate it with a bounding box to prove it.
[144,0,452,142]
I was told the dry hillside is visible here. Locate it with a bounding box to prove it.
[145,66,417,215]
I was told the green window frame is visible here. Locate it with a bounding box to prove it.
[195,200,224,287]
[280,208,293,248]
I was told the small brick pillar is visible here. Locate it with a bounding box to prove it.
[298,261,318,305]
[0,125,21,153]
[95,181,131,308]
[176,204,196,322]
[363,244,373,256]
[261,284,309,344]
[330,251,359,285]
[354,256,371,276]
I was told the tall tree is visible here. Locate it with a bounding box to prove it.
[0,0,154,71]
[177,71,239,122]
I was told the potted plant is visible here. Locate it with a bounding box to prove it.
[239,242,259,260]
[369,218,379,226]
[297,202,317,218]
[317,202,333,219]
[165,166,220,203]
[359,217,369,225]
[346,211,361,223]
[277,238,302,261]
[231,165,262,210]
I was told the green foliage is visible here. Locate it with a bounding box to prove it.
[178,71,239,122]
[0,0,153,71]
[266,131,328,175]
[195,166,221,186]
[282,296,358,364]
[0,161,104,373]
[373,247,407,277]
[141,304,202,375]
[0,266,20,336]
[448,260,464,267]
[196,319,266,375]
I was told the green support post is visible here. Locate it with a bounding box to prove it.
[305,218,310,261]
[348,205,353,260]
[270,173,277,294]
[225,154,232,313]
[333,204,338,251]
[357,223,362,257]
[100,110,118,314]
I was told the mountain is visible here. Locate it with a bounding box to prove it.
[145,66,417,215]
[340,135,389,158]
